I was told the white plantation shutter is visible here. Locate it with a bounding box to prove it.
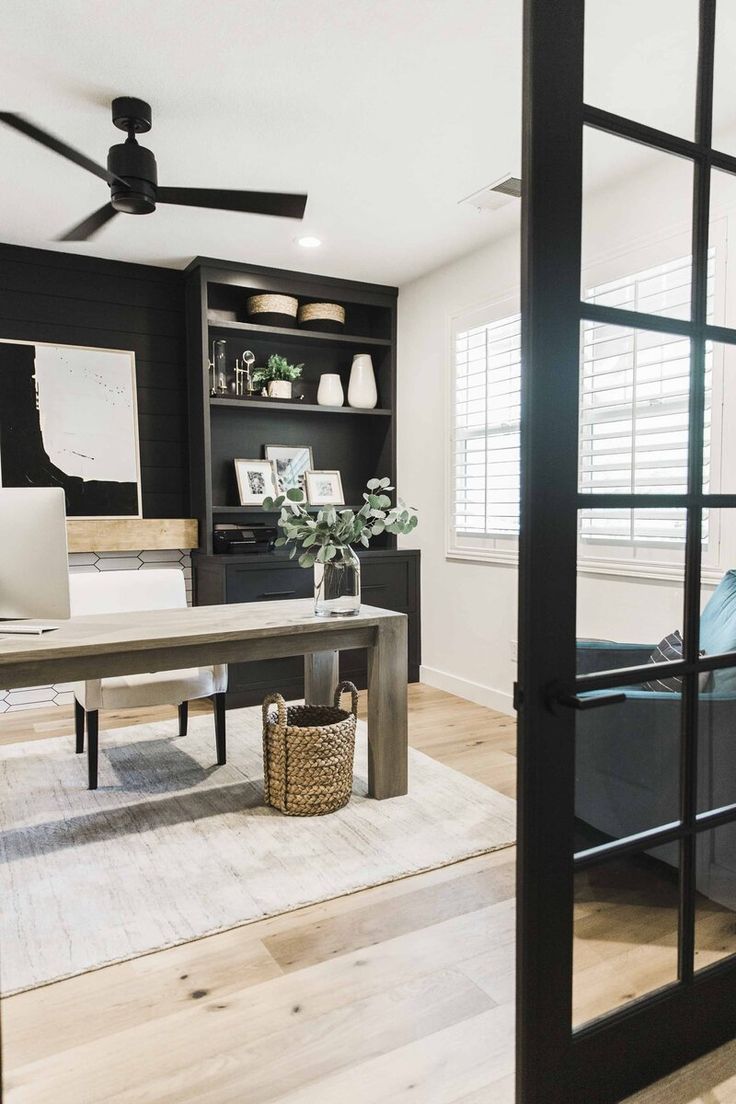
[452,312,521,542]
[450,251,715,556]
[580,252,714,546]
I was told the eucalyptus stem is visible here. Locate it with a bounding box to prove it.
[262,477,418,568]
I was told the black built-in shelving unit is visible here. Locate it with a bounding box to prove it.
[184,257,399,553]
[184,257,420,705]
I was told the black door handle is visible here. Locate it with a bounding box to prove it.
[260,589,296,599]
[556,692,627,711]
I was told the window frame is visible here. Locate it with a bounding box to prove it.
[446,223,728,581]
[446,292,521,565]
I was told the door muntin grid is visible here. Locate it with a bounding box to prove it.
[571,0,736,1031]
[519,1,736,1101]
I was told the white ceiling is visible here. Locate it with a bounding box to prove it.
[0,0,734,286]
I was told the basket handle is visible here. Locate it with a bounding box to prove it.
[334,680,359,717]
[262,692,287,732]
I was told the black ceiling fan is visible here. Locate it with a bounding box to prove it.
[0,97,308,241]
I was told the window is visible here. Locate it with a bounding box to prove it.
[451,306,521,556]
[448,248,721,568]
[579,252,714,548]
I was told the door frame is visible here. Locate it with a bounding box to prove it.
[517,1,736,1100]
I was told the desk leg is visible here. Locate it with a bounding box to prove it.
[367,617,408,799]
[304,650,339,705]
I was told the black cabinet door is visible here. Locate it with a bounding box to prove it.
[360,558,410,610]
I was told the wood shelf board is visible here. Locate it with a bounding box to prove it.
[67,518,199,553]
[207,318,391,347]
[209,397,391,417]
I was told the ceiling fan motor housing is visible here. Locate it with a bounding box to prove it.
[107,140,158,214]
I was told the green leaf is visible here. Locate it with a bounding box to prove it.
[299,553,316,568]
[379,477,392,488]
[366,478,380,490]
[303,534,317,547]
[371,521,385,535]
[377,494,391,508]
[274,536,287,547]
[360,533,370,547]
[273,495,285,508]
[286,487,304,502]
[262,496,274,510]
[367,494,381,508]
[324,544,337,560]
[263,353,304,383]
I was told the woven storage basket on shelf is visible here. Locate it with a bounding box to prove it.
[262,682,358,816]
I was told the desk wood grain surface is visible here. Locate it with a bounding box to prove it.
[0,600,406,691]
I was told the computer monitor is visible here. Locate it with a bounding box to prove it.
[0,488,71,620]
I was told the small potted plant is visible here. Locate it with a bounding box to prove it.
[252,353,304,400]
[263,477,418,616]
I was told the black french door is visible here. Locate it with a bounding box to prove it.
[517,1,736,1100]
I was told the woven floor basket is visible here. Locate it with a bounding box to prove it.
[262,682,358,816]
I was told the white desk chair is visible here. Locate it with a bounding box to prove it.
[69,569,228,789]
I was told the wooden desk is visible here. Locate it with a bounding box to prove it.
[0,600,408,799]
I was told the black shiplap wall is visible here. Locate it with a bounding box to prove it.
[0,243,187,517]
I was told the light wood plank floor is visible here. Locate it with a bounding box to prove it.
[0,685,734,1103]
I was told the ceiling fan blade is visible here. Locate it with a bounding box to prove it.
[57,203,119,242]
[0,113,125,187]
[157,186,307,219]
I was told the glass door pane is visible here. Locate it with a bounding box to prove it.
[573,849,680,1027]
[695,825,736,970]
[584,0,699,137]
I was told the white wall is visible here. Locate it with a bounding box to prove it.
[397,150,736,714]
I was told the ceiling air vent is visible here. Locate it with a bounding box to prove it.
[459,174,523,212]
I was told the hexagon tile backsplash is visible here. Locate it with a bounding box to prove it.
[0,549,192,713]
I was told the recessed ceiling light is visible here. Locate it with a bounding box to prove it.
[296,235,322,248]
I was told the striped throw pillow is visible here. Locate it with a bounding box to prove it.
[642,630,710,692]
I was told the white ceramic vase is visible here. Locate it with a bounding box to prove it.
[268,380,292,399]
[348,353,378,409]
[317,373,344,407]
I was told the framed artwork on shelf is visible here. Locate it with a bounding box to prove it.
[234,458,278,506]
[265,444,314,493]
[305,469,345,506]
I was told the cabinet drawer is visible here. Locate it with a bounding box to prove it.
[360,559,411,611]
[226,565,312,604]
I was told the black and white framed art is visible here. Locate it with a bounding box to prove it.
[0,339,142,517]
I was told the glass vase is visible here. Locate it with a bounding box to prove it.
[314,544,361,617]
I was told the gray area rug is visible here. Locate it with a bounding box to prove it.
[0,706,516,994]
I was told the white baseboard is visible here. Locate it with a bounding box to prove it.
[419,665,515,717]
